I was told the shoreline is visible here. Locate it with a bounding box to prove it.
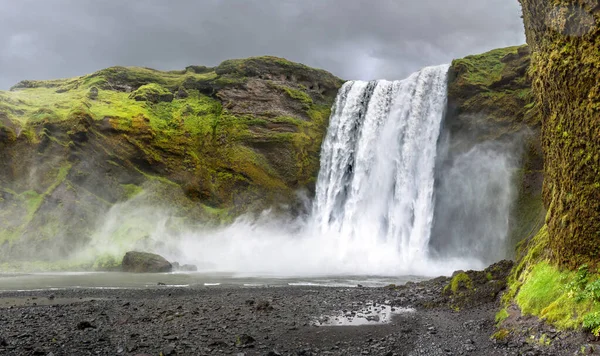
[0,262,589,355]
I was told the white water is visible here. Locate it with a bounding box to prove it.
[313,66,449,268]
[168,64,486,277]
[81,64,491,278]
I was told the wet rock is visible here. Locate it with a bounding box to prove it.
[255,300,273,312]
[163,343,176,355]
[235,334,255,348]
[88,86,99,100]
[76,321,96,330]
[122,251,172,273]
[176,87,189,99]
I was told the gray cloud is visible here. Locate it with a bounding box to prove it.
[0,0,525,89]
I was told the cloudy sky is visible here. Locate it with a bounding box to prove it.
[0,0,525,90]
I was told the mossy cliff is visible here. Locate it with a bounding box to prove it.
[519,0,600,268]
[496,0,600,340]
[0,57,343,261]
[444,45,545,254]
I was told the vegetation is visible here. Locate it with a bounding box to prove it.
[494,0,600,339]
[519,0,600,268]
[444,272,473,294]
[0,56,343,264]
[447,46,544,256]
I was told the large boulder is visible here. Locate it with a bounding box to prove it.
[121,251,172,273]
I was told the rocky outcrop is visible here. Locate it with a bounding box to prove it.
[520,0,600,267]
[442,46,545,253]
[121,251,172,273]
[0,57,342,262]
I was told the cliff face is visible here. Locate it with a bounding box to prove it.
[443,46,545,255]
[0,57,343,261]
[520,0,600,267]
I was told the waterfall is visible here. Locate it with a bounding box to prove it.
[173,64,496,276]
[313,65,450,266]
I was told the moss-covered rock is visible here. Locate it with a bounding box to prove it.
[0,57,343,262]
[439,260,514,310]
[129,83,174,103]
[519,0,600,268]
[444,46,545,254]
[121,251,172,273]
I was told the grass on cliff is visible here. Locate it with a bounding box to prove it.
[0,57,340,256]
[504,226,600,334]
[452,46,524,87]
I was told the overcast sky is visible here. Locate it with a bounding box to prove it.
[0,0,525,90]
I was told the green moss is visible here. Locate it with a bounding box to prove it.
[451,46,522,86]
[496,308,510,324]
[92,254,121,271]
[444,272,473,294]
[516,262,567,315]
[129,83,174,103]
[0,56,343,260]
[520,0,600,268]
[121,184,143,199]
[280,86,313,106]
[491,329,510,341]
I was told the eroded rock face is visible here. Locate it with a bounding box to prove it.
[0,57,342,261]
[122,251,172,273]
[436,46,545,256]
[520,0,600,267]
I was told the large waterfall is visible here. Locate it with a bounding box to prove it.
[313,65,450,267]
[156,64,515,277]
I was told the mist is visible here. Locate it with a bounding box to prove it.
[430,139,522,264]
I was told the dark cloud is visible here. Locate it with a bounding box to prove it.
[0,0,525,89]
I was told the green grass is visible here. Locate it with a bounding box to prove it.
[452,46,522,86]
[0,56,342,264]
[496,308,510,323]
[506,226,600,332]
[444,272,473,294]
[516,262,567,315]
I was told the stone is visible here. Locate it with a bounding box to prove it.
[235,334,255,348]
[121,251,172,273]
[76,321,96,330]
[88,87,99,100]
[163,344,176,355]
[176,87,189,99]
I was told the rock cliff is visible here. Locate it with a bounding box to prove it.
[520,0,600,267]
[0,57,343,262]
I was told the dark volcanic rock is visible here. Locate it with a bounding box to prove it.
[235,334,256,348]
[76,320,96,330]
[121,251,172,273]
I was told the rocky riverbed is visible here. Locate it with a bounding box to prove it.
[0,262,592,356]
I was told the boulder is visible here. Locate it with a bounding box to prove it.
[122,251,172,273]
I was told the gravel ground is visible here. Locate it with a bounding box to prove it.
[0,264,593,356]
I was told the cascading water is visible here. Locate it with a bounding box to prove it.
[313,65,450,267]
[132,64,509,277]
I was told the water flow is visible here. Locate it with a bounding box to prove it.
[84,65,491,277]
[313,65,450,267]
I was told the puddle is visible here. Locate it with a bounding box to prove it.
[313,302,415,326]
